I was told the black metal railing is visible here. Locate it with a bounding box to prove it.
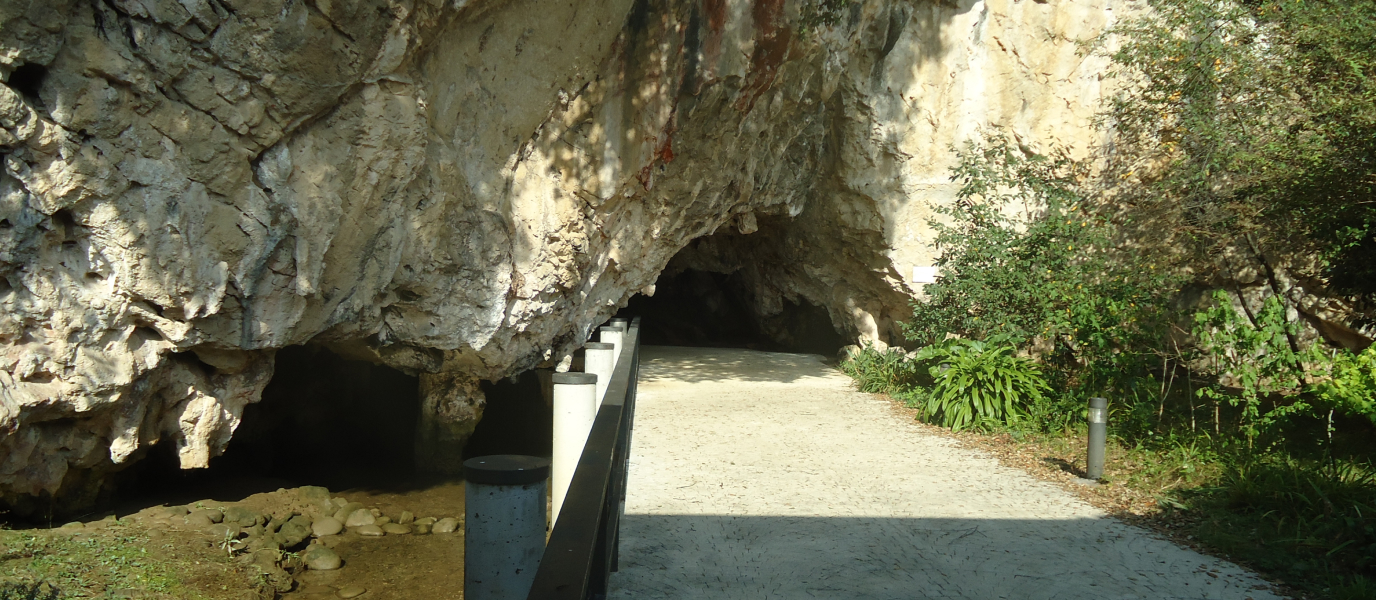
[527,317,641,600]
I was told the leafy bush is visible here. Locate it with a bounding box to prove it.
[915,339,1050,431]
[905,131,1176,402]
[1191,289,1376,448]
[1097,0,1376,295]
[839,345,922,397]
[1192,290,1317,445]
[1312,346,1376,427]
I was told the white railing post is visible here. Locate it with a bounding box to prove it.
[551,372,597,524]
[599,325,625,368]
[584,342,615,404]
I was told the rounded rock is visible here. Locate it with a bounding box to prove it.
[354,524,384,537]
[432,517,460,534]
[190,508,224,524]
[414,523,431,535]
[303,546,341,571]
[184,513,215,528]
[312,516,344,537]
[343,509,375,528]
[208,523,242,540]
[381,523,410,535]
[159,506,189,519]
[398,511,414,525]
[337,585,367,599]
[333,502,364,522]
[223,506,262,527]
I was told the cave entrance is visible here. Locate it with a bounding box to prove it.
[626,266,846,357]
[115,346,424,506]
[112,345,555,513]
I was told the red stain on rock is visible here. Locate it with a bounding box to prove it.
[637,108,679,190]
[658,136,675,163]
[735,0,792,113]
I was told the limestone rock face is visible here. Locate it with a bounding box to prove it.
[0,0,1129,508]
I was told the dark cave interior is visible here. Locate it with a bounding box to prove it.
[625,268,845,357]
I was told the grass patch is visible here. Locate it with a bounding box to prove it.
[0,525,221,599]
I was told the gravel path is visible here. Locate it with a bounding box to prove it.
[609,346,1284,600]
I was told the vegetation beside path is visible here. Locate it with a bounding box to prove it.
[845,0,1376,597]
[845,341,1376,600]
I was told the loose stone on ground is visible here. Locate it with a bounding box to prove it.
[431,517,459,534]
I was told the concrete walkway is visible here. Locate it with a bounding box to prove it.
[609,346,1283,600]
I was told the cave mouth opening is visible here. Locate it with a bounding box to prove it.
[106,346,554,515]
[626,266,846,357]
[112,346,425,508]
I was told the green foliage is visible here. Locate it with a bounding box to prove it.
[839,344,922,396]
[839,346,929,409]
[1190,289,1376,448]
[905,131,1176,403]
[1192,290,1318,445]
[914,339,1050,431]
[0,583,58,600]
[1312,346,1376,426]
[1098,0,1376,294]
[1184,457,1376,595]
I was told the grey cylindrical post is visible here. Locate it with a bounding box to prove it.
[1087,397,1108,480]
[464,455,550,600]
[552,372,597,524]
[599,325,624,367]
[610,317,629,331]
[583,343,615,404]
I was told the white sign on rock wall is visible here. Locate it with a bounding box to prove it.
[913,266,939,284]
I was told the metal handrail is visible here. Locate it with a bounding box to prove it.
[527,317,641,600]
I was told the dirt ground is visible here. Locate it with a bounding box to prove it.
[1,481,470,599]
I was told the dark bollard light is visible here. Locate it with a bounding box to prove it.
[463,455,551,600]
[1086,397,1108,481]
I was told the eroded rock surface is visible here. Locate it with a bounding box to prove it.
[0,0,1131,509]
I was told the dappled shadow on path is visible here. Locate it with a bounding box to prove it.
[610,515,1279,600]
[640,345,844,385]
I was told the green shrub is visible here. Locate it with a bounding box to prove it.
[905,130,1177,403]
[915,339,1051,431]
[1097,0,1376,296]
[839,346,931,409]
[840,345,920,395]
[1185,457,1376,593]
[1312,345,1376,427]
